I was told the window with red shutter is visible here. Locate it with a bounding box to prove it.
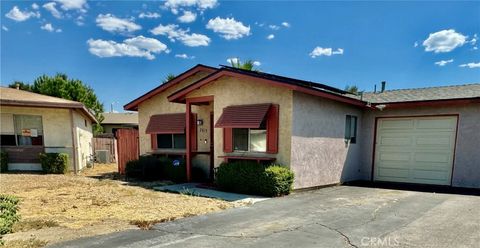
[266,104,279,154]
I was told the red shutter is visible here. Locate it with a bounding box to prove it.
[266,104,279,154]
[151,134,157,150]
[223,128,233,153]
[190,113,197,151]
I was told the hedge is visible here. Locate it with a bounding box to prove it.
[0,151,8,173]
[39,153,68,174]
[215,161,294,197]
[0,194,20,235]
[125,156,188,183]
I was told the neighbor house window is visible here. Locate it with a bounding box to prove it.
[345,115,357,144]
[156,133,186,149]
[233,122,267,152]
[13,115,44,146]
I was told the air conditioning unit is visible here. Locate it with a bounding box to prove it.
[95,150,110,164]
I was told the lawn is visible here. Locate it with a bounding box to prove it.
[0,164,233,247]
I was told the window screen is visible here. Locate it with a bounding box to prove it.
[345,115,357,144]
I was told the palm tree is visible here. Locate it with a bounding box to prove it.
[229,58,259,71]
[344,85,359,94]
[162,73,176,84]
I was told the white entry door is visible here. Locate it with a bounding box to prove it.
[374,116,457,185]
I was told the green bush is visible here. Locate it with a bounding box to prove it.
[216,161,294,197]
[162,158,186,183]
[125,155,162,181]
[0,194,20,235]
[0,151,8,173]
[39,153,68,174]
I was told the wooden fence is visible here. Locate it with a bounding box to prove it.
[93,134,117,163]
[116,129,139,174]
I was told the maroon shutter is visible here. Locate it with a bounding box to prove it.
[190,113,197,151]
[223,128,233,153]
[266,104,279,154]
[151,134,157,150]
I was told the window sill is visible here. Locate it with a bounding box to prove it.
[218,155,276,163]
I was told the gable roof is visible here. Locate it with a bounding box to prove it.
[168,66,367,107]
[102,112,138,125]
[0,87,97,122]
[363,83,480,104]
[124,64,217,111]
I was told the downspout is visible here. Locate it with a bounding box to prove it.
[70,109,78,174]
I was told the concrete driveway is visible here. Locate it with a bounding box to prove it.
[51,186,480,248]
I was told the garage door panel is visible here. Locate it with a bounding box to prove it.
[374,116,456,186]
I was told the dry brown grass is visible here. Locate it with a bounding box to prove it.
[0,163,233,246]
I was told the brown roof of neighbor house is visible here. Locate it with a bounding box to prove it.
[0,87,97,122]
[102,112,138,125]
[363,83,480,104]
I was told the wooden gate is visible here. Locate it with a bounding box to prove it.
[116,129,139,174]
[93,134,117,163]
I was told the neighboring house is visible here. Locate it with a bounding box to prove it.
[101,112,138,134]
[124,64,480,189]
[0,87,97,172]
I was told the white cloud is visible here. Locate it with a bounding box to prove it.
[226,57,239,64]
[459,62,480,68]
[473,46,478,50]
[469,34,478,45]
[41,23,62,32]
[206,17,250,40]
[54,0,88,11]
[2,26,8,31]
[269,25,280,30]
[267,34,275,40]
[75,15,85,26]
[43,2,62,19]
[309,47,344,58]
[175,53,195,59]
[5,6,40,22]
[253,61,261,66]
[96,14,141,34]
[434,59,453,66]
[414,41,419,47]
[150,24,210,47]
[32,3,39,10]
[164,0,218,13]
[87,36,168,60]
[281,22,290,28]
[139,12,161,19]
[178,11,196,23]
[423,29,467,53]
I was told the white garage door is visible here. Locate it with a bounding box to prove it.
[374,116,457,185]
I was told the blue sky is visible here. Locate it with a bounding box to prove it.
[1,0,479,112]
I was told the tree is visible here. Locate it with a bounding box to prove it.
[229,58,259,71]
[9,73,104,134]
[8,81,32,91]
[162,73,176,84]
[344,85,359,94]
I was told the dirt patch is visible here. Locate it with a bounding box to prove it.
[0,164,233,247]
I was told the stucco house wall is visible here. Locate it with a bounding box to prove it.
[360,104,480,188]
[290,92,364,189]
[0,106,74,170]
[137,72,210,155]
[186,76,293,168]
[72,110,93,171]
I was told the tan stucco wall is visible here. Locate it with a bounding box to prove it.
[291,92,364,189]
[72,110,93,170]
[137,72,210,155]
[186,76,293,167]
[360,104,480,188]
[0,106,75,169]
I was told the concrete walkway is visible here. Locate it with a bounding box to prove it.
[50,186,480,248]
[153,183,268,204]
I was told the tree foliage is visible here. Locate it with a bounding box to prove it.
[344,85,359,94]
[229,58,259,71]
[161,73,176,84]
[8,73,104,134]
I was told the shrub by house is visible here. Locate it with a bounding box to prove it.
[39,153,68,174]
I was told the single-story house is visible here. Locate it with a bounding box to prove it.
[124,64,480,189]
[101,112,138,134]
[0,87,97,172]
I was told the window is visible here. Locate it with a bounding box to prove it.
[233,122,267,152]
[156,133,186,149]
[345,115,357,144]
[14,115,43,146]
[84,119,88,127]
